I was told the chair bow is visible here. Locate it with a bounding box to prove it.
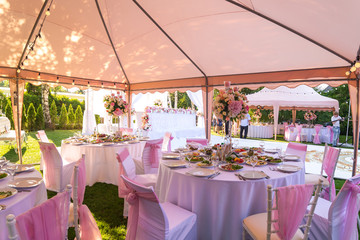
[149,144,161,168]
[121,187,158,240]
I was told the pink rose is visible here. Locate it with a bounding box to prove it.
[111,102,115,106]
[111,93,115,96]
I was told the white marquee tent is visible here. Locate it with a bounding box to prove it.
[247,85,339,139]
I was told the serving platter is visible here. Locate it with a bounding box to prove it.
[239,170,268,180]
[8,177,43,188]
[15,164,35,173]
[187,168,216,177]
[0,187,17,201]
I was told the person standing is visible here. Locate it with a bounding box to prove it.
[331,111,343,147]
[240,111,251,138]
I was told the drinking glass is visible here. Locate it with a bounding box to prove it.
[6,163,17,180]
[259,141,265,150]
[250,156,258,177]
[212,156,219,171]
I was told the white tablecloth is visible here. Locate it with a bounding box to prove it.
[248,125,274,138]
[0,170,47,240]
[156,161,304,239]
[287,127,332,143]
[61,141,146,186]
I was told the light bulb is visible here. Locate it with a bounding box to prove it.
[345,71,351,76]
[45,8,50,16]
[355,62,360,68]
[16,69,20,73]
[88,82,90,88]
[37,73,41,79]
[113,83,116,88]
[101,83,104,88]
[38,33,43,43]
[350,66,356,72]
[20,63,24,69]
[56,77,59,83]
[72,80,75,86]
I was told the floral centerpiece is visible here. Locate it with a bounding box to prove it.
[154,99,163,107]
[141,112,151,131]
[268,111,274,123]
[304,110,317,125]
[104,92,129,117]
[253,109,262,123]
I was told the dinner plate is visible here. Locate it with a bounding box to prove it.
[187,168,216,177]
[196,162,214,168]
[264,149,278,153]
[218,163,243,172]
[284,155,300,161]
[162,161,188,168]
[15,164,35,173]
[8,177,43,188]
[239,170,267,180]
[0,187,17,201]
[0,171,9,181]
[277,164,301,173]
[162,153,181,160]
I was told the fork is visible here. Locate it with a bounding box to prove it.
[235,173,246,181]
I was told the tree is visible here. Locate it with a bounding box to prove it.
[49,100,58,129]
[35,104,45,130]
[22,104,27,130]
[27,103,36,131]
[75,105,83,129]
[41,84,52,129]
[0,90,8,113]
[5,101,14,129]
[58,103,68,129]
[68,104,75,128]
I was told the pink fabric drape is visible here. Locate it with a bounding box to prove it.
[327,126,333,143]
[273,184,314,240]
[37,130,50,142]
[162,132,174,152]
[143,139,163,168]
[295,124,302,142]
[320,147,340,201]
[120,128,133,134]
[284,123,290,141]
[329,174,360,240]
[117,148,132,198]
[186,138,208,146]
[313,125,321,144]
[120,176,159,240]
[285,142,307,162]
[71,157,102,240]
[15,190,70,240]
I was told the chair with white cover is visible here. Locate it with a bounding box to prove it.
[36,130,61,170]
[162,132,173,152]
[243,181,322,240]
[308,174,360,239]
[305,144,340,201]
[71,155,102,240]
[285,142,307,162]
[117,148,157,216]
[39,141,77,192]
[6,185,72,240]
[134,138,163,174]
[120,175,197,240]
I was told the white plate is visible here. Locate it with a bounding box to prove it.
[0,187,17,201]
[218,163,243,172]
[15,164,35,173]
[187,168,216,177]
[264,149,278,153]
[162,153,180,160]
[8,177,43,188]
[277,164,301,173]
[162,161,188,168]
[284,155,300,161]
[0,171,9,181]
[196,162,214,168]
[239,170,267,180]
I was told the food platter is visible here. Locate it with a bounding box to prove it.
[219,163,243,172]
[7,177,43,188]
[239,170,268,180]
[0,171,9,181]
[277,164,301,173]
[196,161,214,168]
[0,187,17,201]
[186,168,216,177]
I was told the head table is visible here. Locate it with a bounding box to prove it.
[0,170,47,239]
[155,159,305,239]
[61,141,146,186]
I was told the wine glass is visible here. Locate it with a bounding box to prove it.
[6,163,17,181]
[250,156,258,177]
[259,141,265,150]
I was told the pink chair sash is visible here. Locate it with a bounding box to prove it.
[186,138,208,146]
[273,184,314,240]
[313,125,321,144]
[320,147,340,201]
[327,126,333,143]
[162,132,174,152]
[329,174,360,240]
[15,190,70,240]
[120,177,159,240]
[37,130,50,142]
[144,139,163,168]
[295,125,302,142]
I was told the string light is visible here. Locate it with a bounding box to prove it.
[113,83,116,88]
[101,82,104,88]
[16,69,21,73]
[37,73,41,79]
[56,76,59,83]
[72,80,75,86]
[355,62,360,68]
[88,81,90,88]
[345,71,351,76]
[45,8,51,16]
[350,66,356,72]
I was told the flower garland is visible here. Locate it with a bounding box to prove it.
[268,111,274,119]
[145,106,196,114]
[304,110,317,121]
[154,99,163,107]
[141,112,151,131]
[104,92,128,117]
[253,109,262,119]
[213,86,249,122]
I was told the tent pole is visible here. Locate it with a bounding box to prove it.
[345,100,351,143]
[205,77,209,140]
[14,76,23,164]
[353,78,359,176]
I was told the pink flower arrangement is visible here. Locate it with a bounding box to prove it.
[144,106,196,114]
[104,92,128,117]
[213,86,248,121]
[253,109,262,119]
[304,110,317,121]
[141,113,151,131]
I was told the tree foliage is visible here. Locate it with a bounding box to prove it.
[27,103,36,131]
[49,100,58,128]
[75,105,83,129]
[5,101,14,129]
[58,103,68,129]
[67,104,75,128]
[35,104,45,130]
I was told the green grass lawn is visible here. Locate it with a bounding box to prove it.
[0,129,351,239]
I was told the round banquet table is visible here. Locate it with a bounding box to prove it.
[247,125,274,138]
[156,161,305,239]
[61,141,146,186]
[0,170,47,240]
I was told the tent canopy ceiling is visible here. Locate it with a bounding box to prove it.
[0,0,358,92]
[247,85,339,111]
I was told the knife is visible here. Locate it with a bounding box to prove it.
[208,172,220,179]
[261,171,271,179]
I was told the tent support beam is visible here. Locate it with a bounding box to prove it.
[226,0,352,64]
[353,77,359,176]
[94,0,130,86]
[15,75,23,164]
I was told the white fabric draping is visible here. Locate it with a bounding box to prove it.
[82,89,97,135]
[131,92,169,112]
[61,142,146,186]
[156,160,305,239]
[0,117,11,133]
[186,90,204,127]
[0,170,47,240]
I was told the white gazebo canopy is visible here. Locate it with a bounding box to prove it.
[247,85,339,139]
